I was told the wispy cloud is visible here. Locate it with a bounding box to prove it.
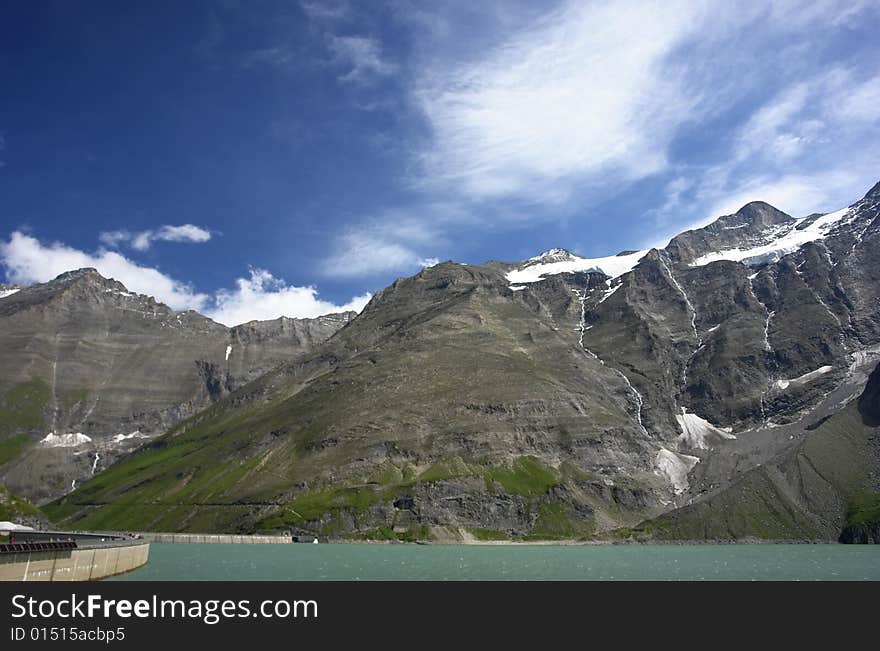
[650,64,880,241]
[328,35,396,84]
[322,228,438,278]
[703,171,863,224]
[1,232,370,325]
[241,46,297,69]
[299,0,351,22]
[99,224,212,251]
[733,68,880,167]
[415,0,712,203]
[319,203,461,278]
[375,0,878,261]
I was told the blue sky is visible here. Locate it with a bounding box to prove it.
[1,0,878,325]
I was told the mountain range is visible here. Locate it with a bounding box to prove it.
[4,179,880,542]
[0,271,353,502]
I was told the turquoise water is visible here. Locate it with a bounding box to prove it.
[110,543,880,581]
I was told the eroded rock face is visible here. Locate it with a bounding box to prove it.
[0,269,353,502]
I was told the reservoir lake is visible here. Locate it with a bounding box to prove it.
[109,543,880,581]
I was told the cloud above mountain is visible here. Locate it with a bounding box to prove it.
[0,231,370,325]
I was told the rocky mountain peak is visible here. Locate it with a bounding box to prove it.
[664,200,793,265]
[726,201,792,228]
[54,267,104,282]
[527,248,577,265]
[51,267,129,294]
[0,266,358,503]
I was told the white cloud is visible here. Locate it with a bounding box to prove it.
[328,35,396,83]
[322,228,438,278]
[704,171,862,222]
[647,165,874,249]
[401,0,879,253]
[1,231,209,311]
[206,268,371,326]
[733,69,880,166]
[705,71,880,218]
[416,0,711,203]
[645,59,880,248]
[97,230,130,248]
[154,224,212,245]
[832,75,880,123]
[0,232,371,326]
[734,83,813,163]
[99,224,212,251]
[319,206,451,278]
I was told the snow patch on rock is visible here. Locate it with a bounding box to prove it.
[507,249,648,285]
[655,448,700,495]
[675,409,736,450]
[774,365,833,390]
[112,430,146,444]
[597,283,621,304]
[40,432,92,448]
[690,207,852,268]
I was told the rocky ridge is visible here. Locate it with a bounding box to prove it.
[0,269,353,502]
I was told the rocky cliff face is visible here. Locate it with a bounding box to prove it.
[43,179,880,541]
[635,361,880,542]
[0,269,353,502]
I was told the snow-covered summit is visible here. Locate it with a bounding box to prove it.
[688,205,856,267]
[506,184,878,288]
[526,248,578,264]
[506,248,648,285]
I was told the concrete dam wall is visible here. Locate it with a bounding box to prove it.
[0,541,149,581]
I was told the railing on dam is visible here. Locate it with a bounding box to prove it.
[0,541,77,554]
[137,532,292,544]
